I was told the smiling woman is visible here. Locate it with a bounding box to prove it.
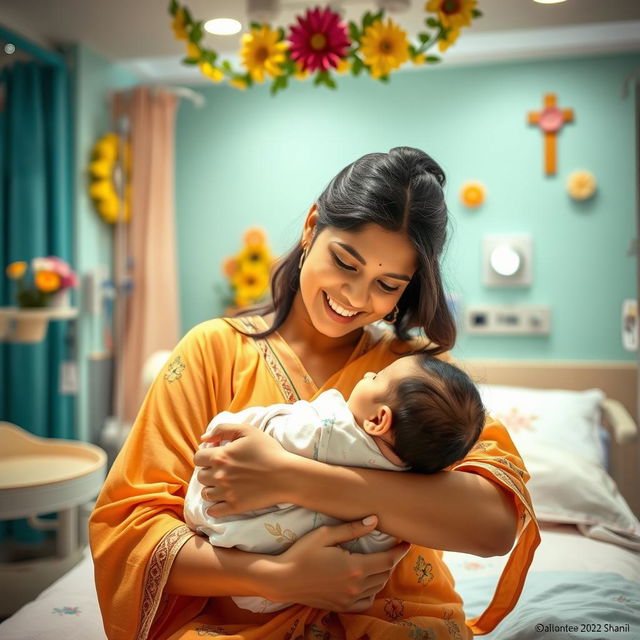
[89,147,539,640]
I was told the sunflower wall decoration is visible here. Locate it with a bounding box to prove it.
[88,133,132,224]
[169,1,482,95]
[222,228,275,309]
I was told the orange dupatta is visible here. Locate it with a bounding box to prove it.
[89,316,540,639]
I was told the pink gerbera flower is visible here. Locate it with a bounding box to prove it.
[288,6,350,72]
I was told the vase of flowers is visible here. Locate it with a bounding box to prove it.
[6,256,78,308]
[221,228,274,313]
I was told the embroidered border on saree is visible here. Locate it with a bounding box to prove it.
[223,316,301,403]
[450,458,541,635]
[138,525,195,640]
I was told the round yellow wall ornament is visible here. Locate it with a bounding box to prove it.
[88,133,132,224]
[460,180,486,209]
[566,170,596,201]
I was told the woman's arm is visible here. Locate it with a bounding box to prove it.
[199,424,518,557]
[282,457,518,556]
[165,517,410,612]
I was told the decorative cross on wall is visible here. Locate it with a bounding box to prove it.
[527,93,574,175]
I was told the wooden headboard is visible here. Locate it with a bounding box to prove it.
[459,359,639,518]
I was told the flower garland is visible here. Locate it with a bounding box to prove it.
[169,0,482,94]
[88,133,132,224]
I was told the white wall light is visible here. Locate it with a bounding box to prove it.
[483,233,533,287]
[205,18,242,36]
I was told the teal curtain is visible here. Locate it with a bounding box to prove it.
[0,61,75,543]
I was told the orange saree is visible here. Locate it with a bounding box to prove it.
[89,316,540,639]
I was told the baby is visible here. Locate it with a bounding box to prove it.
[184,352,485,613]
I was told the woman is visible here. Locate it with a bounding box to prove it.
[90,147,540,640]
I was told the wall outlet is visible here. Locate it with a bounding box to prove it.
[465,305,551,335]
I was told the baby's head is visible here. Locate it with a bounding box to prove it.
[347,353,485,473]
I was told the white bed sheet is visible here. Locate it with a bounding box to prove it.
[1,524,638,639]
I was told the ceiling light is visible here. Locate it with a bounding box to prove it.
[204,18,242,36]
[533,0,567,4]
[4,43,16,55]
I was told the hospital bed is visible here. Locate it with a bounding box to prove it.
[0,359,638,639]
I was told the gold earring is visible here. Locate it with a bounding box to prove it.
[298,245,308,270]
[384,305,399,324]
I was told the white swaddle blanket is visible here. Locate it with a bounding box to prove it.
[184,389,406,613]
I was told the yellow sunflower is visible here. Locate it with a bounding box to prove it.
[185,42,201,60]
[200,62,224,83]
[172,8,189,41]
[232,268,270,304]
[335,58,351,75]
[239,25,288,83]
[229,77,248,91]
[426,0,476,30]
[438,28,460,52]
[35,270,61,293]
[237,245,272,272]
[360,19,410,79]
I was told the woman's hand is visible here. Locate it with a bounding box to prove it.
[266,516,410,612]
[194,423,295,516]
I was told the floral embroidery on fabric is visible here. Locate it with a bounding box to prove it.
[413,554,434,585]
[494,456,527,478]
[283,618,302,640]
[384,597,405,620]
[195,625,227,636]
[164,356,185,383]
[308,624,332,639]
[471,441,491,452]
[52,606,81,616]
[321,415,336,428]
[494,407,538,432]
[264,521,298,546]
[443,608,463,640]
[398,620,436,640]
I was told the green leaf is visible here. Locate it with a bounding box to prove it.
[472,9,483,18]
[362,11,373,28]
[351,57,364,76]
[169,0,179,17]
[250,22,261,30]
[325,74,336,89]
[418,32,430,44]
[348,21,360,42]
[204,50,217,64]
[278,27,285,40]
[181,57,199,66]
[426,17,439,28]
[426,55,441,63]
[182,6,194,24]
[190,22,204,43]
[221,60,233,73]
[408,44,417,56]
[378,74,389,84]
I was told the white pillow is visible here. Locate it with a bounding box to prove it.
[523,443,640,551]
[478,384,606,467]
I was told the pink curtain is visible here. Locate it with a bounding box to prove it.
[112,87,180,423]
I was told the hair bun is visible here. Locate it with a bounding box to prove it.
[389,146,446,188]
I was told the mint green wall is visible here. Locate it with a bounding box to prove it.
[176,52,639,361]
[71,44,138,440]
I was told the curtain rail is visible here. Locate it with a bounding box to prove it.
[0,24,65,68]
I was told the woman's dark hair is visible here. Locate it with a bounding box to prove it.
[237,146,456,354]
[386,353,485,474]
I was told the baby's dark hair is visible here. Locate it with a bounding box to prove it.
[383,353,485,474]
